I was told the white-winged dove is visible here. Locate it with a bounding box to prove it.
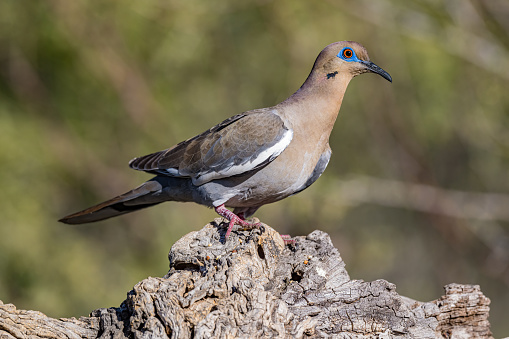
[60,41,391,238]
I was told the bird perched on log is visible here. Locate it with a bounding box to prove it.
[60,41,392,239]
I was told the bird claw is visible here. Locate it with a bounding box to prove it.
[280,234,295,245]
[215,205,290,243]
[215,204,263,238]
[224,218,261,238]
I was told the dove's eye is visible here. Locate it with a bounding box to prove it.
[342,48,353,58]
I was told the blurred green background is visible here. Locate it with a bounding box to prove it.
[1,0,508,336]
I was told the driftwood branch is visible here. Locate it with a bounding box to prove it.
[0,219,493,338]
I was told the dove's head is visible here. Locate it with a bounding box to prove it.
[312,41,392,83]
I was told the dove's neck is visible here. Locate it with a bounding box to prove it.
[278,72,353,138]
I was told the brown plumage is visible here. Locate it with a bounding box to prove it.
[60,41,391,239]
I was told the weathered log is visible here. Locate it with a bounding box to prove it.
[0,219,493,338]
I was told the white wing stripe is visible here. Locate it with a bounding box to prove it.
[192,129,293,186]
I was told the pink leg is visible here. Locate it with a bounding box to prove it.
[215,204,260,238]
[215,205,294,244]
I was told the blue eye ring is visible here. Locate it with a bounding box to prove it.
[337,47,359,62]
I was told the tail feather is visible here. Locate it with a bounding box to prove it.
[59,180,164,224]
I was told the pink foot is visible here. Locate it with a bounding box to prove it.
[215,204,261,238]
[280,234,296,245]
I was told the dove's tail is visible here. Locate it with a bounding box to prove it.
[59,176,192,224]
[59,180,165,224]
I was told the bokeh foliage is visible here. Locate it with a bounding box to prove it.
[1,0,508,336]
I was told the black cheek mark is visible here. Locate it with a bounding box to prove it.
[326,71,338,79]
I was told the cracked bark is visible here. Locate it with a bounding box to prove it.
[0,219,493,338]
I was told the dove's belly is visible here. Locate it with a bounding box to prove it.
[195,139,331,208]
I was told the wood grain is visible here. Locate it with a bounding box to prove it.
[0,220,493,338]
